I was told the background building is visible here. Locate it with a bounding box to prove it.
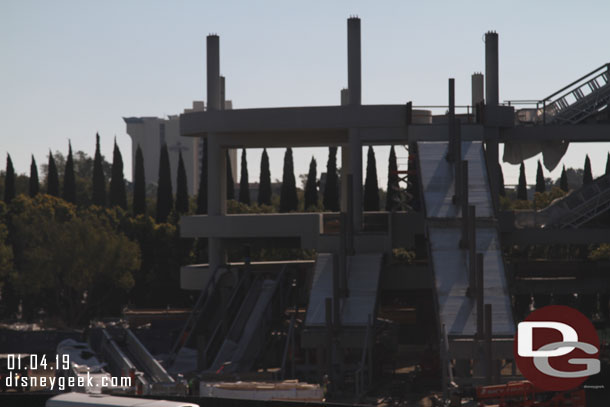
[124,101,236,195]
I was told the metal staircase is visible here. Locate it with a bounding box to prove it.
[536,64,610,125]
[540,174,610,228]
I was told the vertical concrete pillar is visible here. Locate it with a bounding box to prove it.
[485,32,499,106]
[207,35,220,112]
[468,205,476,296]
[476,253,485,339]
[471,73,484,109]
[340,90,350,212]
[207,34,225,272]
[347,17,361,106]
[349,128,363,231]
[484,303,493,384]
[447,79,455,162]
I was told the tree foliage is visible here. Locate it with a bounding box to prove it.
[63,143,76,204]
[4,154,15,204]
[385,146,399,211]
[239,149,250,205]
[323,147,339,211]
[133,145,146,215]
[92,133,106,206]
[498,163,506,197]
[304,157,318,210]
[175,151,189,214]
[517,162,528,200]
[535,160,546,193]
[109,140,127,210]
[583,155,593,186]
[280,148,298,212]
[363,146,380,211]
[47,151,60,197]
[156,144,173,223]
[258,148,272,206]
[7,195,139,325]
[560,165,569,192]
[29,155,39,197]
[226,150,235,200]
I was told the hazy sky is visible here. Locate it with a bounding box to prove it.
[2,0,609,189]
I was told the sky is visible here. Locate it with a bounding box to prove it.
[1,0,610,189]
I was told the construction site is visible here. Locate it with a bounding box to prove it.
[2,14,610,407]
[154,16,610,405]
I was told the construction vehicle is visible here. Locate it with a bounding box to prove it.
[476,380,585,407]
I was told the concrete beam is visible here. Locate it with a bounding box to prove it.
[499,124,610,142]
[502,227,610,244]
[180,213,323,248]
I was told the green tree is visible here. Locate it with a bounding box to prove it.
[92,133,106,206]
[517,162,528,200]
[323,147,339,211]
[280,148,298,212]
[583,155,593,186]
[304,157,318,210]
[560,165,569,192]
[63,142,76,203]
[4,154,15,204]
[156,144,173,223]
[109,140,127,209]
[29,155,39,197]
[196,138,208,214]
[258,148,272,206]
[238,149,250,205]
[175,151,189,214]
[498,163,506,197]
[8,195,139,325]
[226,150,235,200]
[133,145,146,215]
[385,146,399,211]
[47,151,60,197]
[535,160,546,193]
[363,146,380,211]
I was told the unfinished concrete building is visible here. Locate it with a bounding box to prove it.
[169,17,610,395]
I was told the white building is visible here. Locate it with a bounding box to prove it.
[124,101,236,196]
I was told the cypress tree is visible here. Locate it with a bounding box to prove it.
[498,163,506,197]
[196,138,208,214]
[605,152,610,176]
[535,160,546,193]
[323,147,339,211]
[304,157,318,210]
[4,154,15,204]
[156,143,173,223]
[517,162,527,200]
[258,148,272,206]
[559,165,569,192]
[92,133,106,206]
[63,142,76,204]
[238,149,250,205]
[280,148,298,212]
[583,155,593,186]
[47,151,60,197]
[109,139,127,209]
[175,151,189,214]
[133,145,146,215]
[29,155,39,197]
[363,146,380,211]
[226,150,235,200]
[385,146,399,211]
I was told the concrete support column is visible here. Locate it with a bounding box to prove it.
[347,17,361,106]
[349,128,362,231]
[472,73,484,122]
[485,32,499,107]
[206,34,224,272]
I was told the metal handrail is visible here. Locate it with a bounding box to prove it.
[542,63,609,102]
[167,265,222,367]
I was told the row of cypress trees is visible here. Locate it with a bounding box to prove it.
[203,145,404,213]
[498,153,610,201]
